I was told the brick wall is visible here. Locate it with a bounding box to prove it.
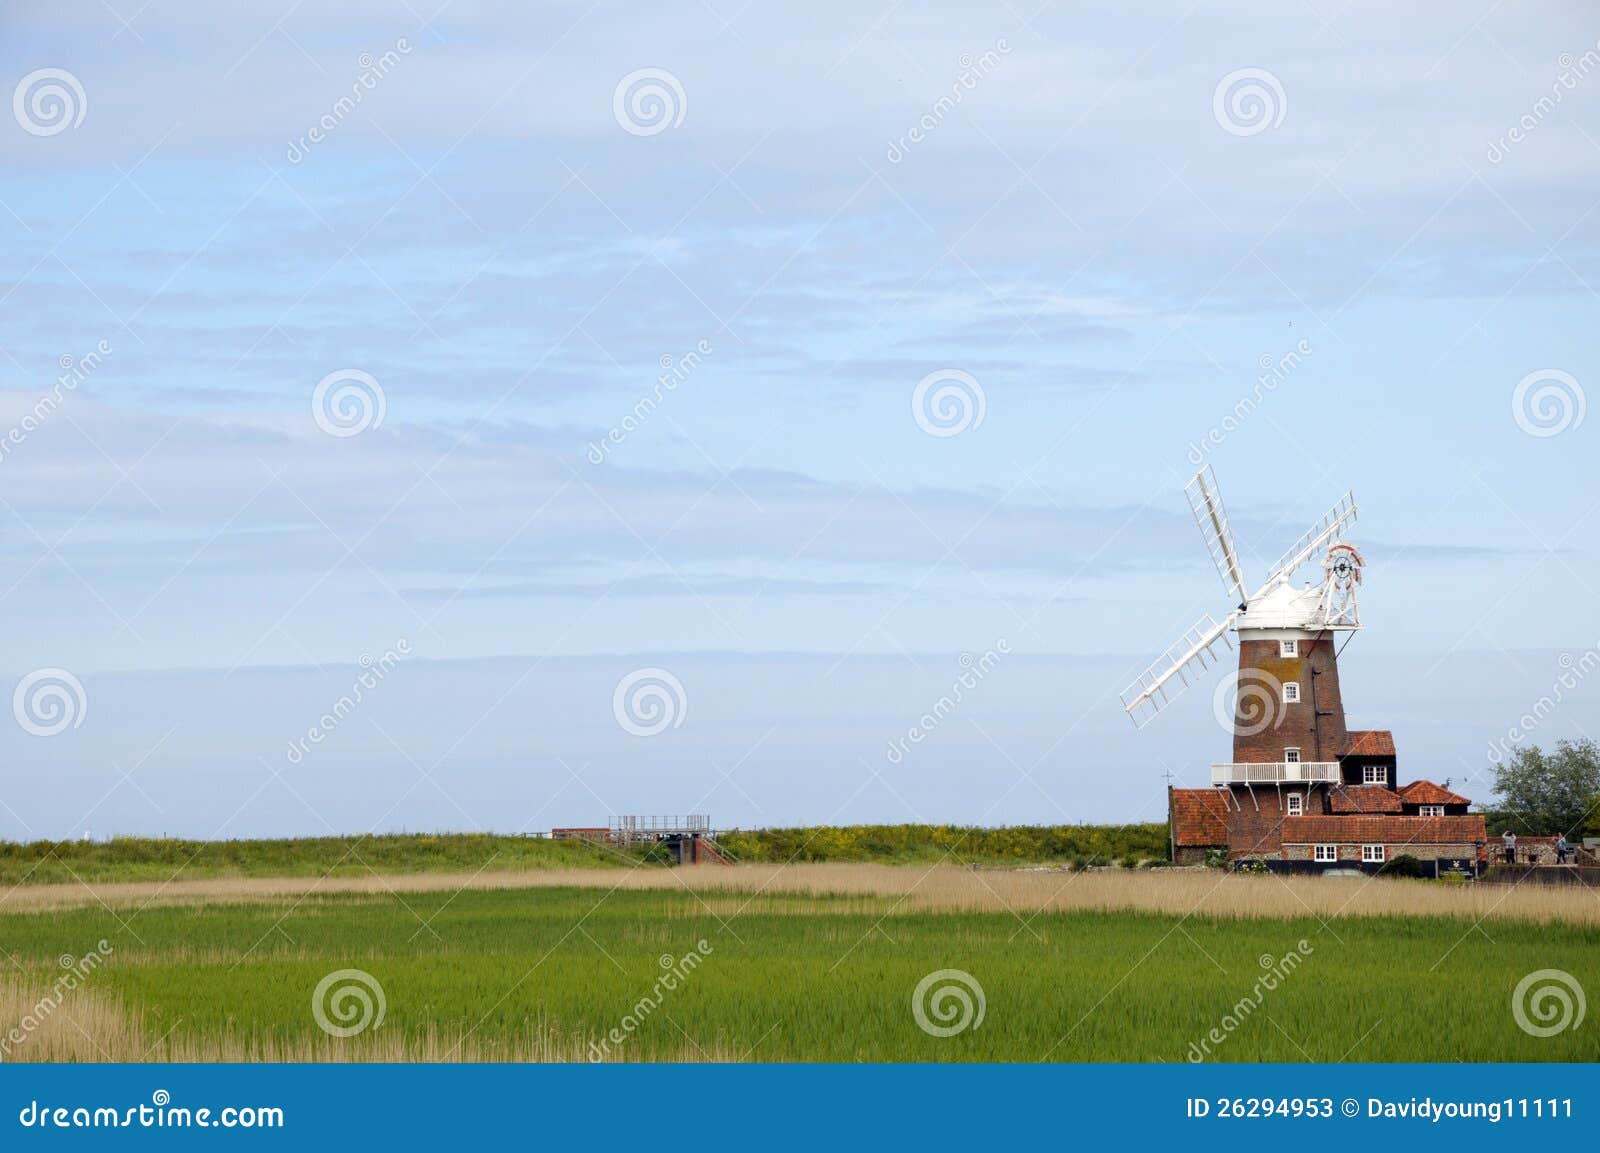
[1232,632,1349,763]
[1281,841,1479,862]
[1224,785,1332,858]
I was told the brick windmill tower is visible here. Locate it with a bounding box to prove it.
[1121,465,1362,765]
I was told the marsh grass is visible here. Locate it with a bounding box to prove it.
[1,874,1597,1063]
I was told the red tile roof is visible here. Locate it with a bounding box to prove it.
[1281,814,1486,845]
[1398,780,1471,806]
[1170,788,1229,847]
[1343,729,1396,757]
[1328,786,1403,814]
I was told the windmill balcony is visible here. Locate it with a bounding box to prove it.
[1211,761,1339,785]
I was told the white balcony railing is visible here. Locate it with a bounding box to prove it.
[1211,761,1339,785]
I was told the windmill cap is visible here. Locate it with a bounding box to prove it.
[1238,580,1326,631]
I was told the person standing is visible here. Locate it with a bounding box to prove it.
[1503,829,1517,864]
[1556,834,1569,865]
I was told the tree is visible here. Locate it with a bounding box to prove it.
[1491,739,1600,836]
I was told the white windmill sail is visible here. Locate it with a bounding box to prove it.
[1185,465,1248,607]
[1256,490,1357,593]
[1120,610,1239,728]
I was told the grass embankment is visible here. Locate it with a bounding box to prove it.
[0,833,624,886]
[716,823,1170,865]
[0,824,1169,887]
[2,882,1596,1062]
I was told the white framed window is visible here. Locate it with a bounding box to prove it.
[1282,682,1300,704]
[1419,804,1444,817]
[1314,844,1337,862]
[1280,639,1298,658]
[1284,747,1301,764]
[1362,764,1387,785]
[1362,844,1386,863]
[1286,794,1303,816]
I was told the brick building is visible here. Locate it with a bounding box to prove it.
[1129,469,1488,874]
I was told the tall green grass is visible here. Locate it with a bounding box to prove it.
[3,887,1593,1062]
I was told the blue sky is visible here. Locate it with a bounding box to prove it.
[0,2,1596,839]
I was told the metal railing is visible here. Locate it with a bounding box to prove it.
[1211,762,1339,785]
[609,815,712,842]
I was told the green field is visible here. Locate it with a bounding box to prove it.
[0,823,1168,886]
[3,883,1595,1062]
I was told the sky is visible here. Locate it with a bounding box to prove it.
[0,1,1596,840]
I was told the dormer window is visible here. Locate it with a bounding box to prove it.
[1282,682,1300,704]
[1419,804,1444,817]
[1280,640,1298,658]
[1362,765,1387,786]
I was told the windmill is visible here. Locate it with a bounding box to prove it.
[1121,466,1362,753]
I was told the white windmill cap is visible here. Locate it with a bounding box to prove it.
[1237,579,1325,631]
